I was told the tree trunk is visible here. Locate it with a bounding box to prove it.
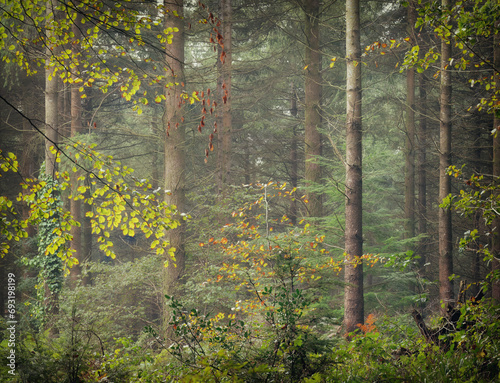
[163,0,186,333]
[243,134,252,185]
[69,18,84,287]
[304,0,322,217]
[438,0,454,306]
[344,0,364,334]
[290,82,298,225]
[43,0,61,330]
[417,73,428,276]
[152,116,161,190]
[45,2,59,178]
[405,2,416,244]
[492,21,500,302]
[217,0,232,198]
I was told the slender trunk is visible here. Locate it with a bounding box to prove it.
[344,0,364,334]
[492,22,500,302]
[417,73,428,276]
[69,175,82,286]
[471,211,482,296]
[44,0,61,329]
[60,83,70,136]
[69,19,84,287]
[405,2,416,243]
[216,40,224,194]
[45,9,59,177]
[152,117,161,190]
[81,182,92,286]
[21,97,38,281]
[163,0,186,333]
[221,0,232,193]
[216,0,232,199]
[243,134,252,185]
[438,0,454,305]
[304,0,322,217]
[21,97,37,236]
[290,83,298,225]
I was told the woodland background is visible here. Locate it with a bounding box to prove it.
[0,0,500,381]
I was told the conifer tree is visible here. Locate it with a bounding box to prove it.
[438,0,454,305]
[304,0,322,217]
[163,0,187,328]
[344,0,364,334]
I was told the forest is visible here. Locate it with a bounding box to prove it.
[0,0,499,381]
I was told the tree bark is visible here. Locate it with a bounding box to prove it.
[417,73,428,276]
[69,18,84,287]
[405,2,416,244]
[45,1,59,178]
[438,0,454,306]
[492,21,500,302]
[43,0,61,331]
[217,0,232,198]
[304,0,322,217]
[290,82,298,225]
[344,0,364,334]
[163,0,186,332]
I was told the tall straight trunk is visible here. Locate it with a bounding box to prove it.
[59,83,70,136]
[45,3,59,177]
[21,96,38,259]
[438,0,454,305]
[217,0,232,197]
[304,0,322,217]
[344,0,364,334]
[492,22,500,302]
[290,83,298,225]
[163,0,186,324]
[417,73,428,275]
[405,2,416,243]
[69,19,84,287]
[152,116,161,190]
[44,0,61,329]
